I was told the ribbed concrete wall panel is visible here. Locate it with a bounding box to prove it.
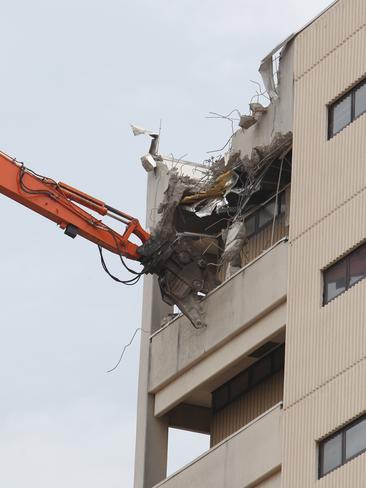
[211,370,284,446]
[283,1,366,487]
[285,188,366,406]
[291,23,366,239]
[283,358,366,487]
[295,0,366,80]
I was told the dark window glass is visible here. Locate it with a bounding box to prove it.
[321,433,343,476]
[273,345,285,372]
[212,344,285,412]
[230,371,249,399]
[349,246,366,287]
[324,259,347,303]
[355,82,366,119]
[244,190,287,238]
[213,385,229,410]
[319,413,366,478]
[258,201,275,229]
[329,78,366,139]
[345,418,366,460]
[323,242,366,305]
[331,94,352,135]
[251,355,271,384]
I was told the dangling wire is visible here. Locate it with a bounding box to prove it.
[106,327,150,373]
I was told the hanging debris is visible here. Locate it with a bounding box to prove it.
[221,220,247,279]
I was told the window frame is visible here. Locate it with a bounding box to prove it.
[328,77,366,139]
[244,191,286,239]
[323,241,366,305]
[318,414,366,478]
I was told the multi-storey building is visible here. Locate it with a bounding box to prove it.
[134,0,366,486]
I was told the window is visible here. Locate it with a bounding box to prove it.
[319,414,366,478]
[323,242,366,304]
[212,344,284,412]
[329,78,366,138]
[321,433,342,476]
[244,191,286,238]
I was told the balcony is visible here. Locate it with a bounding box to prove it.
[154,403,282,488]
[149,238,288,416]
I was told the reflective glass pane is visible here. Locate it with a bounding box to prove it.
[346,418,366,460]
[349,245,366,287]
[251,355,271,385]
[321,433,343,476]
[230,371,249,400]
[331,94,352,136]
[258,201,275,228]
[324,259,347,303]
[355,83,366,119]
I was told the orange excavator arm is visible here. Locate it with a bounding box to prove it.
[0,149,213,328]
[0,151,150,261]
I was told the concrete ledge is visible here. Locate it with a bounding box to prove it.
[153,403,283,488]
[154,303,286,415]
[149,240,288,395]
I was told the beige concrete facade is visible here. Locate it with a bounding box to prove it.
[134,1,366,487]
[283,0,366,486]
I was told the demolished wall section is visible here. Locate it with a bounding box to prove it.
[230,41,294,159]
[141,131,292,328]
[139,39,294,328]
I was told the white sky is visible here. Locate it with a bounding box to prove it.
[0,1,333,486]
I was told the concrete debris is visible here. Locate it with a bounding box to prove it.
[212,132,292,176]
[139,169,219,328]
[239,115,257,130]
[150,132,292,242]
[153,170,196,241]
[141,153,157,172]
[249,102,268,115]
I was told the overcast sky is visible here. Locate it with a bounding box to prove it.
[0,1,333,486]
